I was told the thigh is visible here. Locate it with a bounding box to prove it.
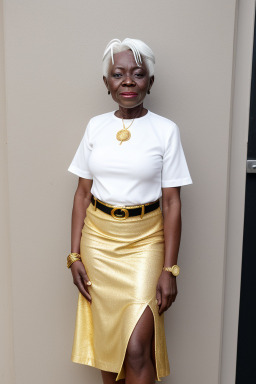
[125,306,155,357]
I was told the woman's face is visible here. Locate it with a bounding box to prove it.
[103,50,154,110]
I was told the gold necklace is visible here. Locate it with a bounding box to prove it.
[116,118,134,145]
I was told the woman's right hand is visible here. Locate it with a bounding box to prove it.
[71,260,92,303]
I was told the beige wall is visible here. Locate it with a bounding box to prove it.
[1,1,254,383]
[0,0,15,383]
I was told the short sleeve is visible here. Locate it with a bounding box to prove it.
[68,121,93,179]
[161,124,192,187]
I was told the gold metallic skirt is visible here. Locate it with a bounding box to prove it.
[71,203,170,381]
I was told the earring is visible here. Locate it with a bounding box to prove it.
[108,90,110,95]
[147,90,150,94]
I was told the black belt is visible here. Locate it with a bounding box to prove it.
[91,195,160,220]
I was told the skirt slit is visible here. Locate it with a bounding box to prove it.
[115,301,158,381]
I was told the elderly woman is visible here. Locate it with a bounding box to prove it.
[67,38,192,384]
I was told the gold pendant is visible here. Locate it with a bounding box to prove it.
[116,118,134,144]
[116,129,131,144]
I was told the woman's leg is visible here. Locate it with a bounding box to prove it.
[101,371,125,384]
[124,306,156,384]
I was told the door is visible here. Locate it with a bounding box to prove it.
[235,8,256,384]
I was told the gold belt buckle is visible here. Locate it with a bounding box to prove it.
[111,207,129,220]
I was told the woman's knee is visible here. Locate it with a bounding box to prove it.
[124,338,151,372]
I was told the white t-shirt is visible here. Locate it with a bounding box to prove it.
[68,110,192,206]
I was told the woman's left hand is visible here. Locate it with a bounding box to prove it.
[156,271,178,315]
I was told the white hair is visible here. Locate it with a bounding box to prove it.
[102,38,155,77]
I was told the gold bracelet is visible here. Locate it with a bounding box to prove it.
[162,265,180,277]
[67,253,82,268]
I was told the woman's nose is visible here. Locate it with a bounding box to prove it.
[122,74,135,86]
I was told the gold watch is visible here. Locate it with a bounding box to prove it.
[162,265,180,277]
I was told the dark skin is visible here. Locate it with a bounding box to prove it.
[103,50,154,119]
[70,50,181,384]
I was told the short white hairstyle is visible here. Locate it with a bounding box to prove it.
[102,38,155,77]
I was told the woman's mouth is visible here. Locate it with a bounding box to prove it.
[120,92,138,98]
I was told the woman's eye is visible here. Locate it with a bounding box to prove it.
[113,73,122,78]
[134,73,144,78]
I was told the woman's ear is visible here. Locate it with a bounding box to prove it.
[103,76,108,90]
[147,76,154,94]
[103,76,110,95]
[149,75,154,90]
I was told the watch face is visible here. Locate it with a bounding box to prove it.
[172,265,180,276]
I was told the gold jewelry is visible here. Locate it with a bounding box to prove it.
[162,265,180,277]
[116,119,134,145]
[67,253,82,268]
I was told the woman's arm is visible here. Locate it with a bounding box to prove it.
[71,177,93,253]
[70,177,93,302]
[156,186,181,315]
